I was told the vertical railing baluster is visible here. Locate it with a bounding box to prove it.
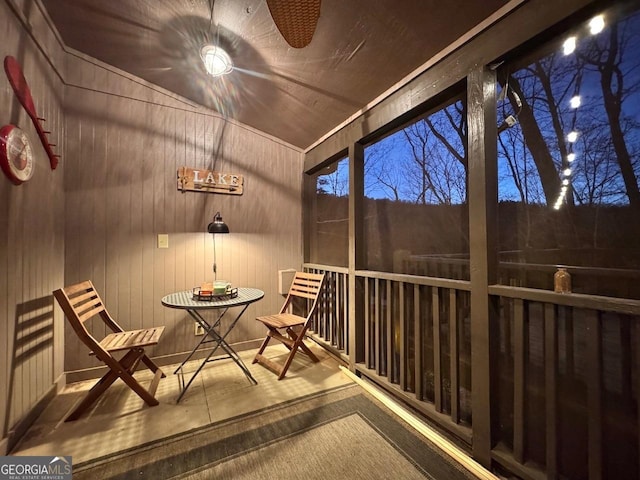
[433,286,442,412]
[387,280,393,382]
[324,272,329,339]
[317,271,324,338]
[544,303,558,479]
[513,298,526,464]
[316,267,322,335]
[323,272,329,342]
[365,277,371,368]
[414,283,423,401]
[317,272,324,338]
[450,288,459,424]
[586,310,603,480]
[336,271,342,347]
[337,272,343,349]
[327,272,339,345]
[337,272,341,348]
[504,296,512,358]
[317,272,323,338]
[343,272,349,351]
[375,278,382,376]
[400,282,406,390]
[620,318,631,399]
[565,307,574,377]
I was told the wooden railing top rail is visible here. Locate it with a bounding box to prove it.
[499,262,639,278]
[488,284,640,315]
[305,263,472,290]
[306,263,640,313]
[406,255,640,278]
[355,270,471,291]
[304,263,349,274]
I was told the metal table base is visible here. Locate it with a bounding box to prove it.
[161,288,264,402]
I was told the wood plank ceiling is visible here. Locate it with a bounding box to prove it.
[41,0,508,149]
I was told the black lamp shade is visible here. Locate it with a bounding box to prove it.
[207,212,229,234]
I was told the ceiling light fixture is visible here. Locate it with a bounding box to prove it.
[201,45,233,76]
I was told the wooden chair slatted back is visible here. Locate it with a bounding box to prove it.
[279,272,325,321]
[53,280,122,361]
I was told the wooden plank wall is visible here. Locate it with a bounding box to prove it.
[0,0,66,449]
[61,50,304,374]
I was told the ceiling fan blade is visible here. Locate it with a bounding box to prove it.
[266,0,321,49]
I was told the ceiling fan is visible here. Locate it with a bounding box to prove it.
[265,0,322,48]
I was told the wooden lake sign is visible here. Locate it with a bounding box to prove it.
[177,167,244,195]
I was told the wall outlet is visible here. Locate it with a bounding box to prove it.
[195,324,205,336]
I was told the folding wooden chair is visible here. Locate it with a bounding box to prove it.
[53,280,165,421]
[252,271,325,379]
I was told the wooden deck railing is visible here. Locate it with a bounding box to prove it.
[355,270,473,442]
[304,264,349,362]
[488,285,640,480]
[401,253,640,299]
[305,262,640,480]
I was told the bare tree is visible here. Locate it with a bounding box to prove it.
[500,10,640,209]
[401,100,467,204]
[499,72,562,205]
[316,158,349,196]
[364,137,405,201]
[579,18,640,207]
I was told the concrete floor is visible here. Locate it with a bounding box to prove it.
[11,344,353,464]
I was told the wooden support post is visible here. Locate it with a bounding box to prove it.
[348,142,365,367]
[468,65,499,468]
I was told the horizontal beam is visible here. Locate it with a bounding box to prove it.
[488,285,640,315]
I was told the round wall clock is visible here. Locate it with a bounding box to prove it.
[0,124,34,185]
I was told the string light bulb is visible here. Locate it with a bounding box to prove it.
[589,15,605,35]
[563,37,577,55]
